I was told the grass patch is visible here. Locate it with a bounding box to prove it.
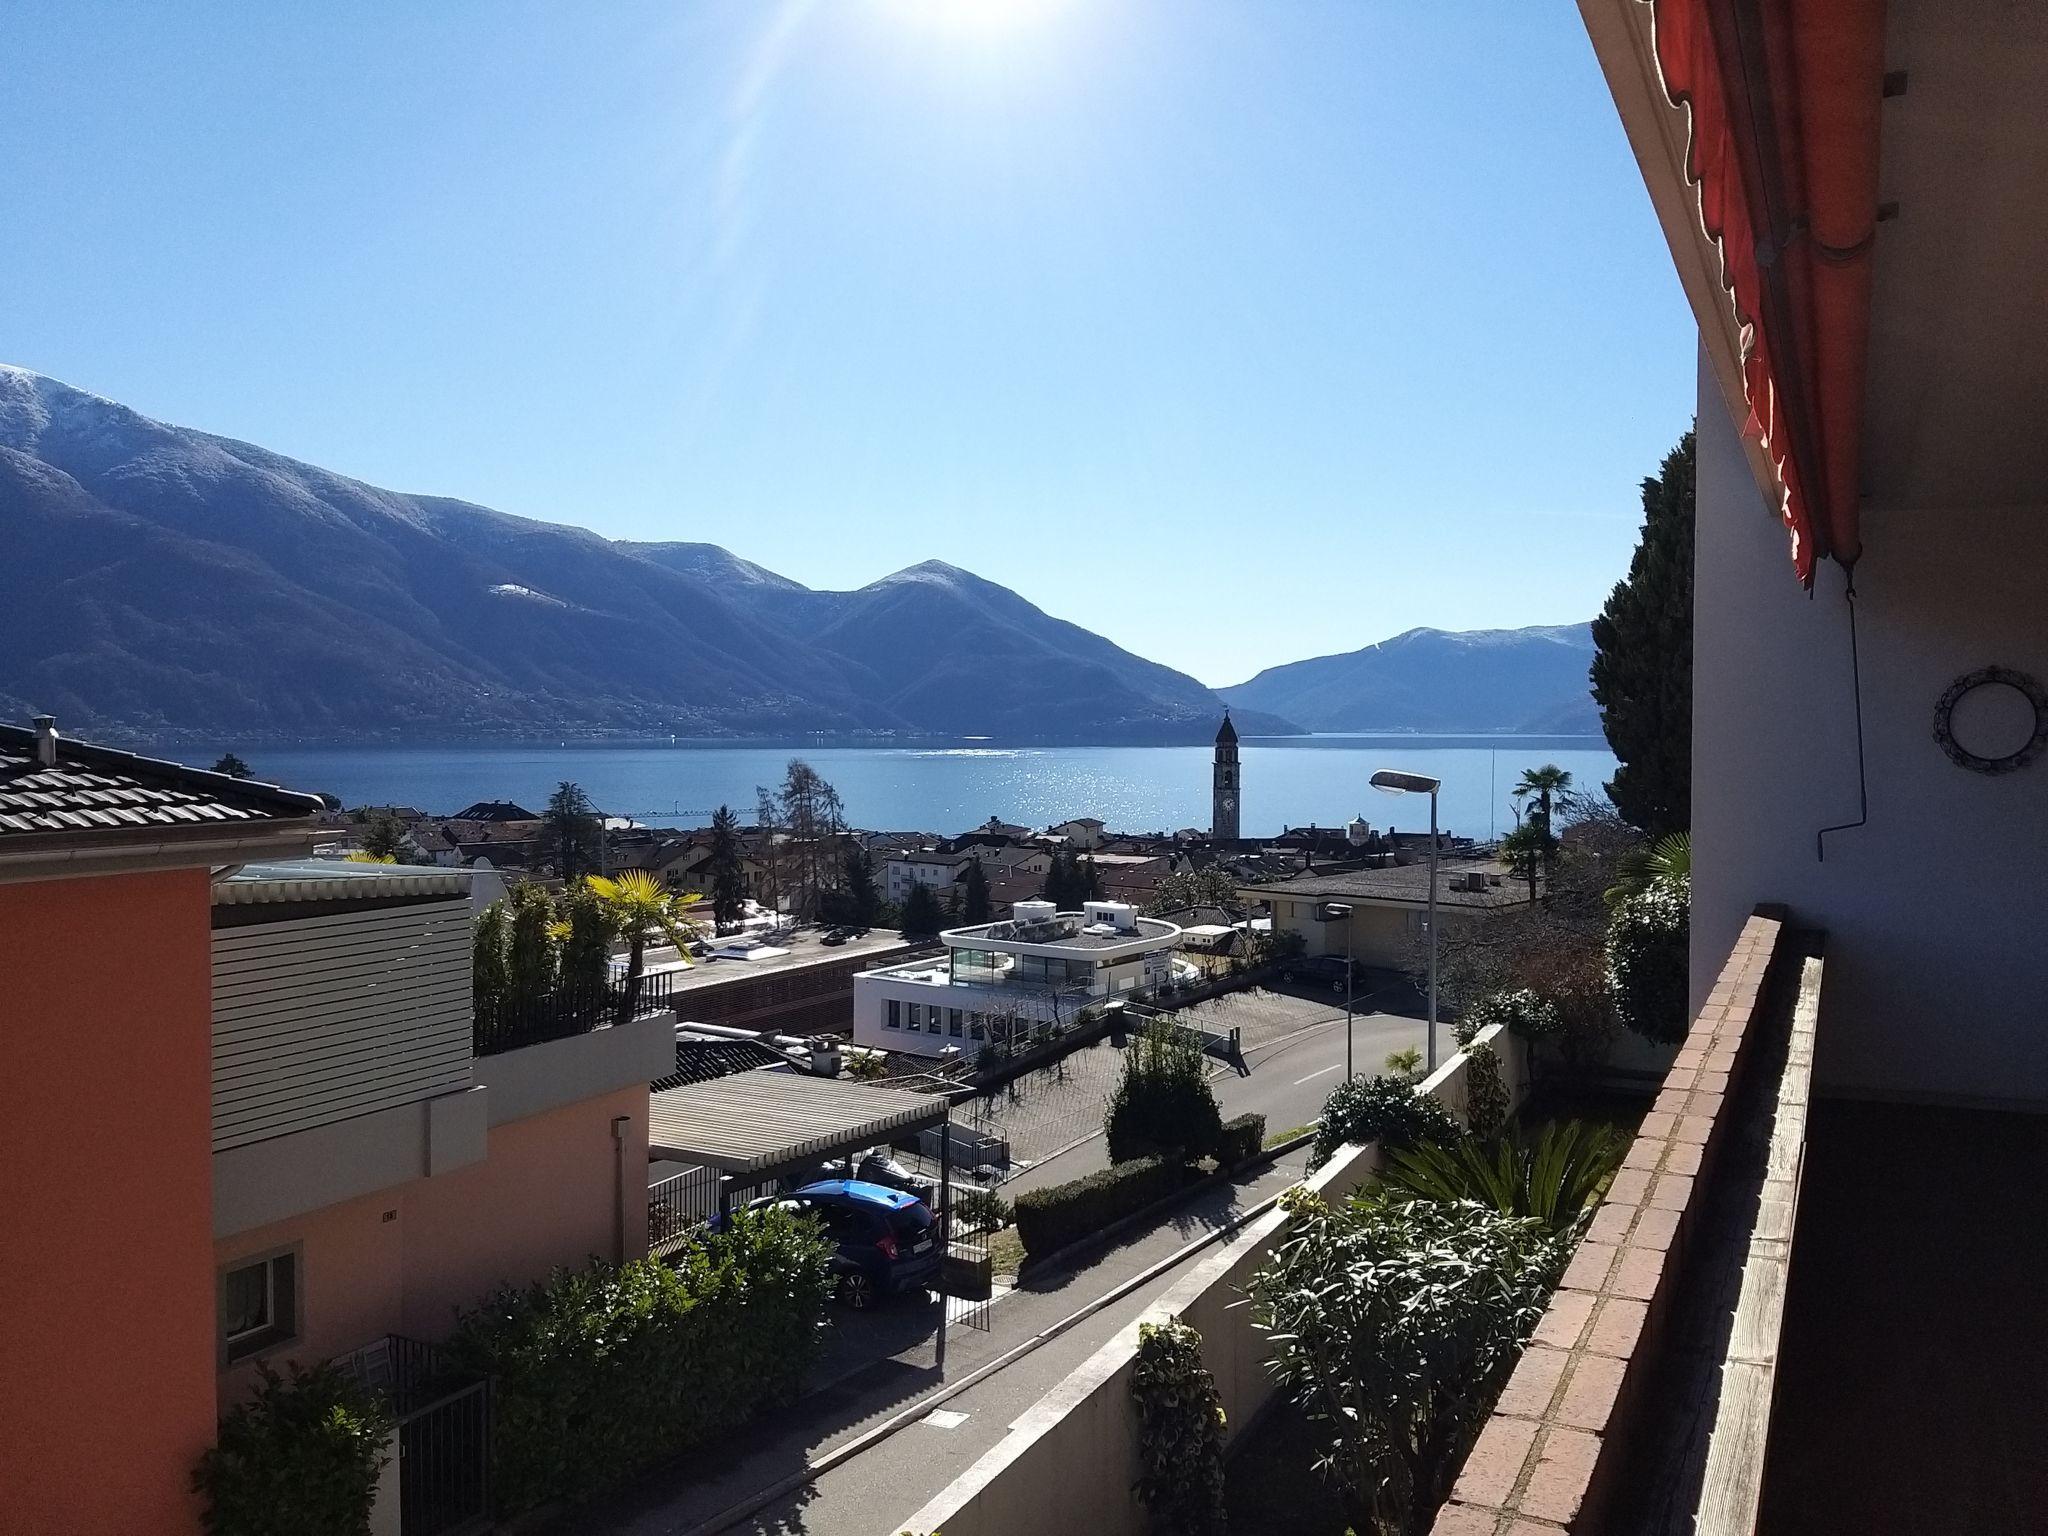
[984,1226,1025,1279]
[1263,1123,1315,1151]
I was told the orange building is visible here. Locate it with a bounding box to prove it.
[0,718,672,1534]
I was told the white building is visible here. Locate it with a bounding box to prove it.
[883,849,970,905]
[852,900,1184,1057]
[1049,817,1106,850]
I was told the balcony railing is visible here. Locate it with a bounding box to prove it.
[473,971,675,1057]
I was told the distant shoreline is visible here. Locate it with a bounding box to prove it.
[132,729,1610,755]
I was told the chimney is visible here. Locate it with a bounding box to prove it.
[30,715,57,768]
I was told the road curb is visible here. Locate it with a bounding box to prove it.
[675,1136,1318,1536]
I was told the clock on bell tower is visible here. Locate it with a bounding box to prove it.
[1212,711,1240,841]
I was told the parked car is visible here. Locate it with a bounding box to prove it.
[1281,954,1358,993]
[786,1180,941,1308]
[819,927,847,946]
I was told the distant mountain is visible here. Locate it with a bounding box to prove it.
[0,367,1293,744]
[1220,623,1600,734]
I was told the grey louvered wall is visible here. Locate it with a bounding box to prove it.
[211,900,474,1152]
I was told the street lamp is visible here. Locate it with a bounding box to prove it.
[1370,768,1442,1072]
[1319,903,1355,1079]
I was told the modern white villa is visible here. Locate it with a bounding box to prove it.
[851,900,1185,1057]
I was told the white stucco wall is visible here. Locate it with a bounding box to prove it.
[1692,350,2048,1107]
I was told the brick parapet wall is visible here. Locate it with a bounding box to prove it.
[670,945,911,1037]
[1429,908,1791,1536]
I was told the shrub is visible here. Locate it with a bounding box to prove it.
[1310,1074,1463,1171]
[1216,1112,1266,1168]
[445,1205,833,1514]
[1251,1195,1568,1534]
[1132,1321,1228,1536]
[1460,988,1563,1044]
[1383,1045,1424,1080]
[1105,1020,1223,1165]
[1608,875,1691,1044]
[1013,1156,1189,1257]
[1450,1025,1512,1142]
[195,1362,393,1536]
[1375,1120,1629,1232]
[953,1185,1011,1232]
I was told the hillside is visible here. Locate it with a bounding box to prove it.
[1219,622,1600,734]
[0,367,1289,744]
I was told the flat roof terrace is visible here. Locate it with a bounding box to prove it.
[646,926,914,992]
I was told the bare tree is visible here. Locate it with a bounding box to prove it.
[775,759,846,921]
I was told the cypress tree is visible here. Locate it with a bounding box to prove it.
[1591,430,1695,837]
[962,857,992,922]
[708,805,746,931]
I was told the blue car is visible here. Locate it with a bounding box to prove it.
[722,1179,940,1309]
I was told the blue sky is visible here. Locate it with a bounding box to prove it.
[0,1,1692,686]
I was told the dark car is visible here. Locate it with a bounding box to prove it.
[790,1179,941,1308]
[819,928,848,946]
[1281,954,1359,993]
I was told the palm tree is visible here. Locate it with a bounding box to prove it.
[1604,831,1692,909]
[1512,764,1574,832]
[586,871,703,1022]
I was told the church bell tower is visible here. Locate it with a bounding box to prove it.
[1212,711,1240,841]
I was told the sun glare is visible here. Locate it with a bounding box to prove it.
[882,0,1072,38]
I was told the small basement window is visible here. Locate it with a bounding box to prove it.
[220,1248,299,1364]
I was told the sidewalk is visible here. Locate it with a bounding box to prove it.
[559,1143,1317,1536]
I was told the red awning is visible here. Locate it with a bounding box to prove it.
[1650,0,1885,584]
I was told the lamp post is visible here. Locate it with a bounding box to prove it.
[1370,768,1443,1072]
[1320,903,1355,1078]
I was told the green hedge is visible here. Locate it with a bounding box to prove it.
[444,1205,834,1515]
[1310,1074,1464,1171]
[1217,1112,1267,1168]
[194,1362,393,1536]
[1013,1156,1190,1257]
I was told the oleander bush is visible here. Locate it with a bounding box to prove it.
[445,1205,834,1514]
[1012,1156,1190,1258]
[194,1362,393,1536]
[1310,1074,1464,1171]
[1460,988,1564,1044]
[1608,875,1691,1044]
[1252,1193,1568,1536]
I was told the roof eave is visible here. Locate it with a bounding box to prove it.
[0,819,320,886]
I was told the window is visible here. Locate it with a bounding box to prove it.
[948,1009,964,1037]
[220,1248,299,1364]
[928,1006,942,1034]
[907,1003,922,1030]
[886,1000,901,1030]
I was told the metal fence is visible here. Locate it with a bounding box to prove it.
[647,1165,778,1256]
[473,971,675,1056]
[333,1336,491,1536]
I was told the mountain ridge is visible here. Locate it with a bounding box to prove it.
[1219,621,1599,734]
[0,367,1290,744]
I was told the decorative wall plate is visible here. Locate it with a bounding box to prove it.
[1932,665,2048,774]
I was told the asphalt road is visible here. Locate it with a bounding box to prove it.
[566,997,1435,1536]
[1005,995,1431,1193]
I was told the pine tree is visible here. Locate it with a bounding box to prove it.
[360,811,410,862]
[1592,430,1694,837]
[962,857,992,922]
[842,846,880,927]
[707,805,746,932]
[540,781,603,881]
[901,882,943,939]
[212,752,252,779]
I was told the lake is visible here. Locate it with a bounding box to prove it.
[221,735,1618,842]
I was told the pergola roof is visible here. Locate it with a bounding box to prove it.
[647,1071,950,1175]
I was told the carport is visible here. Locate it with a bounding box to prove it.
[647,1072,968,1364]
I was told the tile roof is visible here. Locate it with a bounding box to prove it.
[0,721,324,840]
[652,1038,789,1091]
